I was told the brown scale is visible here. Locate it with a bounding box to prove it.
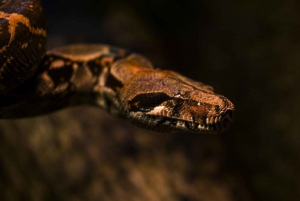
[0,0,234,133]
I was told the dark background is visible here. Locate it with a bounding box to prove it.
[1,0,299,200]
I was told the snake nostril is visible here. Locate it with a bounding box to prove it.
[220,110,233,130]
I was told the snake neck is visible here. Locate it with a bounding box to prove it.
[0,44,130,118]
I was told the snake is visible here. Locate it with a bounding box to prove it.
[0,0,234,133]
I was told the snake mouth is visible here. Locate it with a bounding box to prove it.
[128,109,234,134]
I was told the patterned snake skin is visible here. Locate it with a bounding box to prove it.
[0,0,234,133]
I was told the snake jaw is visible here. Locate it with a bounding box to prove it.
[125,100,234,134]
[126,108,234,133]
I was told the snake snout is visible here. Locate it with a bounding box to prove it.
[220,109,234,130]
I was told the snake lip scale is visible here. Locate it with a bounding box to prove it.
[0,0,234,134]
[129,110,233,133]
[126,92,234,133]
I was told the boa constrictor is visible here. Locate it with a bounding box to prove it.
[0,0,234,133]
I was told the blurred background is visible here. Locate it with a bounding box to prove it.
[1,0,299,200]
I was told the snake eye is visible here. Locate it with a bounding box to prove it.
[128,92,171,112]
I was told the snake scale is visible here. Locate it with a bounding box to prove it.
[0,0,234,133]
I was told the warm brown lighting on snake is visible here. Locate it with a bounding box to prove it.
[0,0,234,133]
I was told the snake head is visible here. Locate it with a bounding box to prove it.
[110,54,234,134]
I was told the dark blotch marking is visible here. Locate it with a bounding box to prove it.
[47,65,73,87]
[215,105,220,112]
[106,73,123,89]
[129,92,171,112]
[87,60,103,76]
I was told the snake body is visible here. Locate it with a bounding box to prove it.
[0,0,234,133]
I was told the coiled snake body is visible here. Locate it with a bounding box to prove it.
[0,0,234,133]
